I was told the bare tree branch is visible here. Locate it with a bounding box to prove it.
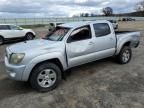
[102,7,113,16]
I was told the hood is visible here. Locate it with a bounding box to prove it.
[8,39,60,53]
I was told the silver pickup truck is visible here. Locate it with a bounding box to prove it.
[5,21,140,92]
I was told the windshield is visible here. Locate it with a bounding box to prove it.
[46,27,70,41]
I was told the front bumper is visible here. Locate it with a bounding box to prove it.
[4,57,26,81]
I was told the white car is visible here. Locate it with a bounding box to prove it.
[0,24,36,45]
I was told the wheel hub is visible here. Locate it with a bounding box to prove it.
[27,34,33,40]
[122,50,130,63]
[37,69,56,88]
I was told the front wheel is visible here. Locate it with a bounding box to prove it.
[116,46,132,64]
[25,33,34,40]
[30,62,62,92]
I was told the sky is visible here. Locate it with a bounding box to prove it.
[0,0,142,18]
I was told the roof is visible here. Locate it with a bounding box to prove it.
[59,20,110,28]
[59,21,91,28]
[0,24,15,25]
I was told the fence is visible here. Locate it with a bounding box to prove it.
[0,17,144,25]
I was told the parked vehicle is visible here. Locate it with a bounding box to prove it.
[108,20,118,29]
[128,18,136,21]
[0,24,36,45]
[5,21,140,92]
[122,18,136,21]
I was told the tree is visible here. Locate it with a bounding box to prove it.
[85,13,89,17]
[102,7,113,16]
[80,13,84,17]
[80,13,89,17]
[136,1,144,12]
[90,13,95,17]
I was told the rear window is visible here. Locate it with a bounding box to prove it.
[0,25,9,30]
[93,23,111,37]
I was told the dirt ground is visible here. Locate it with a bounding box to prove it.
[0,21,144,108]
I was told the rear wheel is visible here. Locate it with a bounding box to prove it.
[25,33,34,40]
[116,46,132,64]
[0,36,4,45]
[30,62,62,92]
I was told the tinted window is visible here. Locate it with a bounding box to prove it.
[10,25,20,30]
[0,25,9,30]
[68,26,91,42]
[93,23,111,37]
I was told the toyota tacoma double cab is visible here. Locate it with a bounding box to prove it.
[5,21,140,92]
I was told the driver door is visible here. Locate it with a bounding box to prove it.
[66,25,95,68]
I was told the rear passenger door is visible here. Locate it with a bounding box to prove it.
[92,23,116,59]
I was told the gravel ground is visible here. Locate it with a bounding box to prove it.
[0,22,144,108]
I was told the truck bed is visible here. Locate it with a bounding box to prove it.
[115,30,140,38]
[115,30,140,50]
[115,30,140,39]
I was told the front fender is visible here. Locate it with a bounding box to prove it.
[22,52,67,81]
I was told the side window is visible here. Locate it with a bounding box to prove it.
[10,25,20,30]
[68,26,91,42]
[0,25,10,30]
[93,23,111,37]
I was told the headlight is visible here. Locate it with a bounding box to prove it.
[10,53,25,64]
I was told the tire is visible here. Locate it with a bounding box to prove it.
[25,33,34,40]
[116,46,132,64]
[30,62,62,92]
[0,36,4,45]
